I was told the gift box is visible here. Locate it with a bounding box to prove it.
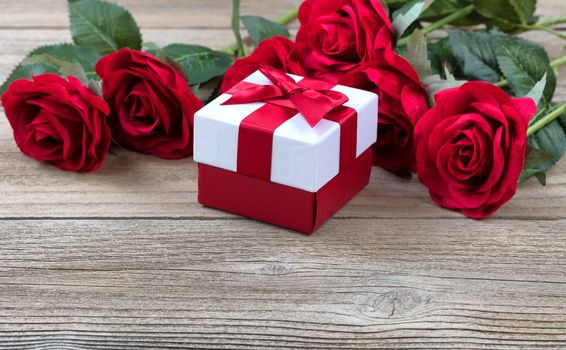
[194,66,378,234]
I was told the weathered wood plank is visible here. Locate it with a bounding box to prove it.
[0,0,566,348]
[0,218,566,348]
[0,0,563,30]
[0,0,302,29]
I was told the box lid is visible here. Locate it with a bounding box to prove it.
[194,69,378,192]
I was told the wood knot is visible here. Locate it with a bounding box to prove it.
[258,263,292,275]
[354,290,427,319]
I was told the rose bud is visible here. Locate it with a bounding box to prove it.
[96,48,203,159]
[340,47,429,176]
[296,0,394,83]
[414,81,537,219]
[220,36,307,93]
[1,74,111,172]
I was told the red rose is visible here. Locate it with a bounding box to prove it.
[96,48,203,159]
[414,81,537,219]
[296,0,394,83]
[1,74,111,172]
[341,47,429,175]
[220,36,307,93]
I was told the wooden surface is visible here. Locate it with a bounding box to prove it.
[1,0,566,348]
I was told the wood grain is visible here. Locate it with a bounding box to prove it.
[0,0,565,348]
[0,0,302,29]
[1,218,566,349]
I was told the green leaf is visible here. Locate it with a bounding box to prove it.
[419,0,484,26]
[422,69,466,105]
[142,43,188,79]
[142,42,161,52]
[392,0,428,40]
[448,29,503,83]
[205,79,223,104]
[427,38,455,75]
[88,79,103,97]
[525,72,547,106]
[406,30,432,79]
[534,172,547,185]
[0,43,100,96]
[23,54,88,84]
[69,0,142,55]
[519,147,556,183]
[241,15,290,46]
[473,0,536,27]
[521,107,566,183]
[443,64,466,85]
[530,112,566,163]
[448,29,556,105]
[147,44,232,85]
[385,0,410,4]
[495,37,556,107]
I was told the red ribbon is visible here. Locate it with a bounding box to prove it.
[223,66,348,127]
[222,67,358,183]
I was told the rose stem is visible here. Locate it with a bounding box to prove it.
[535,15,566,28]
[397,4,476,47]
[494,79,509,88]
[224,6,299,57]
[275,7,300,26]
[522,14,566,41]
[550,56,566,70]
[526,25,566,41]
[495,56,566,89]
[231,0,245,57]
[527,103,566,137]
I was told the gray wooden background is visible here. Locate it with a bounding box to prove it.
[0,0,565,348]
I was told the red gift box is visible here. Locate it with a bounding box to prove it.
[194,67,378,234]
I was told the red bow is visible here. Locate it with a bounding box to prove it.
[223,66,349,127]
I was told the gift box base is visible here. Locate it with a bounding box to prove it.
[197,148,372,234]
